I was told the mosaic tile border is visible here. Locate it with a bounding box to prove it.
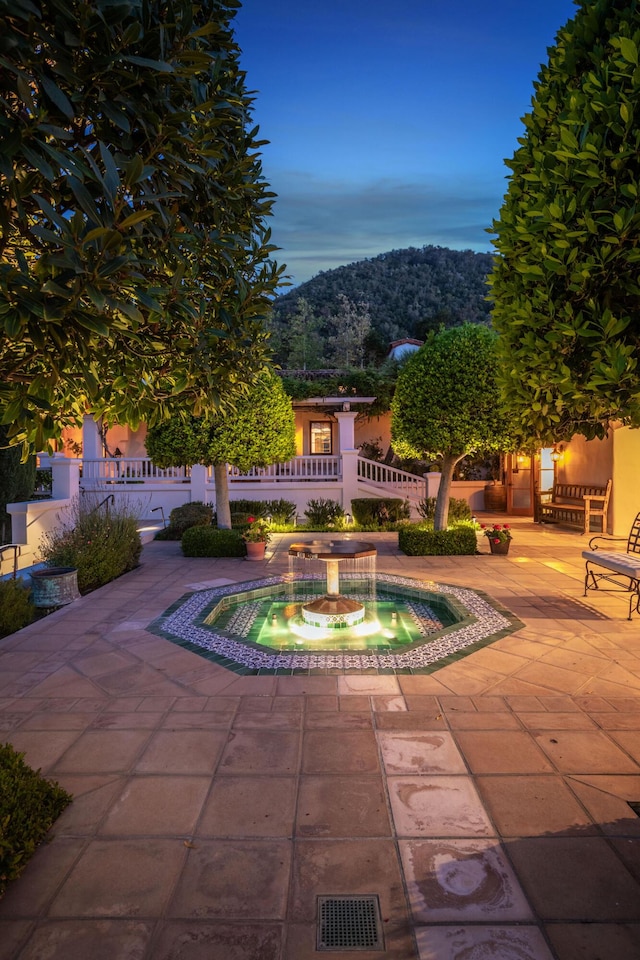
[148,574,524,675]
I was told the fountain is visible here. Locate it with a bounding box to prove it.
[288,540,377,631]
[149,537,524,674]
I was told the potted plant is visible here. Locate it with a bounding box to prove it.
[481,523,512,555]
[242,516,272,561]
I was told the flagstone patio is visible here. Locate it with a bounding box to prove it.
[1,521,640,959]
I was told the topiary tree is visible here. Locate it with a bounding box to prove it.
[391,325,516,530]
[145,370,296,528]
[0,0,282,453]
[490,0,640,442]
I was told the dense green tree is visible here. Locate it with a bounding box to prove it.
[0,0,282,453]
[490,0,640,442]
[0,425,36,543]
[144,371,296,528]
[391,325,515,530]
[325,295,372,369]
[276,297,324,370]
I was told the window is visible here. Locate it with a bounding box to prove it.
[310,421,332,454]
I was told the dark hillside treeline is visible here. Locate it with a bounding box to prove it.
[269,245,493,367]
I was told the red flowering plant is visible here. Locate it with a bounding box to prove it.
[480,523,512,545]
[242,516,272,544]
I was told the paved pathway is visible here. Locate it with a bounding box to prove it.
[1,521,640,959]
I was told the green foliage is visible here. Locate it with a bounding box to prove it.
[271,245,493,364]
[0,425,36,543]
[418,497,472,522]
[280,367,396,418]
[181,525,245,557]
[156,501,213,540]
[303,498,345,526]
[351,498,410,525]
[0,742,72,897]
[0,1,282,453]
[398,524,478,556]
[490,1,640,441]
[391,325,517,530]
[0,580,35,639]
[145,370,296,473]
[39,496,141,593]
[230,499,296,524]
[392,326,513,460]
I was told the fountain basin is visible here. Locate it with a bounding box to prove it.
[149,574,523,675]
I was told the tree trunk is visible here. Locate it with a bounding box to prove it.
[434,453,466,531]
[213,462,232,529]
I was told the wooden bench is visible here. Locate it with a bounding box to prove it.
[538,480,611,534]
[583,513,640,619]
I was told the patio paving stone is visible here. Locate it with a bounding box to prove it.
[295,775,391,837]
[167,840,291,919]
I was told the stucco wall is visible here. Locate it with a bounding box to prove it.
[612,425,640,536]
[557,433,613,488]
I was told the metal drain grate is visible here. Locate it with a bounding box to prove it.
[317,895,384,952]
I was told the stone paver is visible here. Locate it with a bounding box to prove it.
[2,525,640,959]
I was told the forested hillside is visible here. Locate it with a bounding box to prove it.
[269,245,493,368]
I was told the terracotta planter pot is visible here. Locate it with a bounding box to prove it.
[488,540,510,556]
[245,541,267,561]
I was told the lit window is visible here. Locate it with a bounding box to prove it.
[310,422,332,454]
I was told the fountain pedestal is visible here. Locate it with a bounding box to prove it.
[289,540,377,630]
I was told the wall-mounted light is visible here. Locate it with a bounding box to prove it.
[550,444,564,463]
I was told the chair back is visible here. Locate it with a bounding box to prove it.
[627,513,640,555]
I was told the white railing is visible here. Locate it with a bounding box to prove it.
[227,456,341,481]
[81,458,190,482]
[357,457,426,499]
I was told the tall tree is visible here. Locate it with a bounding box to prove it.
[0,0,282,453]
[145,371,296,528]
[325,295,372,368]
[391,325,515,530]
[280,297,324,370]
[490,0,640,442]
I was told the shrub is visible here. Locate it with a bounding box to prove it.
[264,499,297,524]
[181,525,245,557]
[228,499,296,525]
[0,580,35,638]
[304,498,345,526]
[156,501,214,539]
[351,498,410,526]
[399,523,478,556]
[0,742,72,898]
[39,495,142,593]
[418,497,472,522]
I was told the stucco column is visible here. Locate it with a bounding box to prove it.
[47,453,81,500]
[335,411,359,513]
[82,415,103,459]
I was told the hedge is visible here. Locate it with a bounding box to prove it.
[398,524,478,556]
[0,743,72,897]
[181,526,245,557]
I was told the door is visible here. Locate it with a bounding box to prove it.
[506,452,534,516]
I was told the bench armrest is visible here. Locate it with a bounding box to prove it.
[588,534,627,550]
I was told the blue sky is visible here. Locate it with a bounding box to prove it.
[235,0,577,287]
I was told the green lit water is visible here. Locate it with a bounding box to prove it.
[211,594,454,652]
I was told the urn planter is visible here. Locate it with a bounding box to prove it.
[30,566,80,607]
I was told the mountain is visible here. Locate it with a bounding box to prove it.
[271,245,494,361]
